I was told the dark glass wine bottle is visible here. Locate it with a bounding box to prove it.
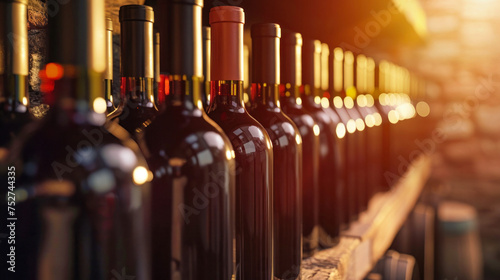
[108,5,158,138]
[317,42,345,247]
[105,18,115,114]
[330,47,357,226]
[0,1,151,279]
[0,0,31,159]
[301,39,340,250]
[279,30,320,260]
[375,60,397,190]
[207,6,274,280]
[141,0,236,279]
[352,53,374,213]
[360,56,384,198]
[343,50,368,216]
[247,23,302,279]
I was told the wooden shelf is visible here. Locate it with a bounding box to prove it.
[302,155,432,279]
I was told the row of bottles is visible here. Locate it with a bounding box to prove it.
[0,0,431,279]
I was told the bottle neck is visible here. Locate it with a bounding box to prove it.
[163,74,204,111]
[209,80,245,112]
[120,76,156,109]
[251,83,279,109]
[1,0,29,113]
[104,78,114,109]
[42,64,106,124]
[2,74,28,113]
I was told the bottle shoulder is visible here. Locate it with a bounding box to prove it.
[248,108,300,143]
[7,117,146,200]
[208,108,273,155]
[143,111,234,163]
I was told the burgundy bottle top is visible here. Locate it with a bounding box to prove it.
[251,23,280,85]
[209,6,245,81]
[280,30,302,86]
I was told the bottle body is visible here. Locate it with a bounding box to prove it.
[280,93,319,260]
[248,83,302,279]
[342,101,367,217]
[143,81,235,279]
[319,102,347,243]
[1,87,151,280]
[208,81,274,280]
[301,92,341,249]
[358,101,383,201]
[330,102,356,226]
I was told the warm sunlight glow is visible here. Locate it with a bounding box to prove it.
[346,86,357,100]
[365,94,375,107]
[365,114,375,128]
[344,96,354,109]
[313,124,320,136]
[295,134,302,145]
[133,166,149,185]
[321,97,330,108]
[296,97,302,105]
[416,101,430,117]
[333,96,343,108]
[379,93,388,106]
[336,123,346,139]
[374,112,383,126]
[93,97,107,114]
[388,110,399,124]
[346,119,356,133]
[357,94,367,107]
[314,96,321,105]
[356,118,365,131]
[45,63,64,80]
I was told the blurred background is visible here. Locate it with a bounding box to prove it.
[26,0,500,278]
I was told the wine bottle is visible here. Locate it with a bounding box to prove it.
[0,0,31,159]
[374,60,394,191]
[279,30,320,260]
[353,54,373,212]
[108,5,158,138]
[105,18,115,114]
[361,57,384,197]
[141,0,236,279]
[301,39,340,251]
[331,47,357,225]
[1,1,151,279]
[247,23,302,279]
[382,62,403,183]
[202,26,211,111]
[207,6,274,279]
[343,50,367,216]
[317,42,344,247]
